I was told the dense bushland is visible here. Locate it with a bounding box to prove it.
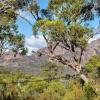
[0,56,100,100]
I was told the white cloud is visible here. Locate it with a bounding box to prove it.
[88,34,100,43]
[25,35,47,55]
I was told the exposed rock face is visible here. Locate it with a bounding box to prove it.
[82,39,100,65]
[0,39,100,75]
[0,51,49,75]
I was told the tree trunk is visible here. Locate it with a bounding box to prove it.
[80,74,88,85]
[0,48,1,57]
[0,48,3,57]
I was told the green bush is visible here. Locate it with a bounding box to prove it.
[84,84,97,100]
[85,55,100,72]
[41,61,64,80]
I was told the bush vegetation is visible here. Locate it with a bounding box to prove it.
[0,67,99,100]
[85,55,100,73]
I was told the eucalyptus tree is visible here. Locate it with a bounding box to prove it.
[0,22,26,57]
[31,0,95,73]
[10,32,25,57]
[0,0,27,57]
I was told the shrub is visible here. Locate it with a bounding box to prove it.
[85,55,100,72]
[84,84,97,100]
[63,80,85,100]
[41,61,64,80]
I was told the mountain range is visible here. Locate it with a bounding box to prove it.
[0,39,100,75]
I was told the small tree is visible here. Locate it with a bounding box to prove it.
[11,33,25,57]
[0,0,28,57]
[19,47,28,56]
[85,55,100,72]
[0,22,26,57]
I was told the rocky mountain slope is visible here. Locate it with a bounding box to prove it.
[82,39,100,64]
[0,39,100,75]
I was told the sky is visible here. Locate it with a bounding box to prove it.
[16,0,48,37]
[16,0,100,55]
[16,0,48,55]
